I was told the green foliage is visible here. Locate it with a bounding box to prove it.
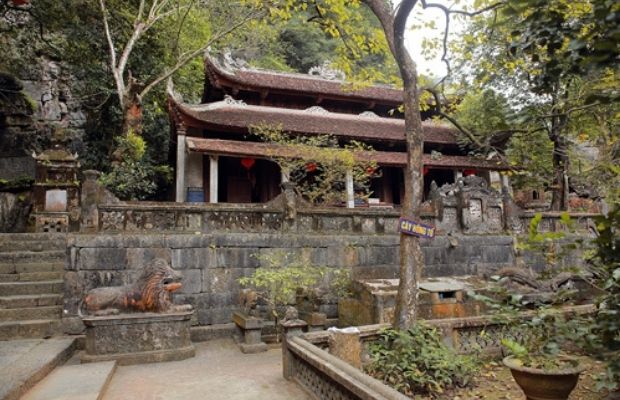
[366,324,479,397]
[238,250,328,318]
[589,206,620,390]
[471,291,594,370]
[250,124,378,206]
[504,0,620,89]
[99,133,172,200]
[516,212,580,274]
[453,90,511,144]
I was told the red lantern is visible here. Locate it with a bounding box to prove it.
[366,166,375,175]
[305,162,317,173]
[463,169,477,176]
[423,167,429,175]
[10,0,29,5]
[240,158,255,170]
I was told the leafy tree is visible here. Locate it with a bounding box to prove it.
[452,1,619,210]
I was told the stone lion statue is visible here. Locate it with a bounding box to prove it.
[80,258,193,316]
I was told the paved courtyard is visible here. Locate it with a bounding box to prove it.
[101,338,310,400]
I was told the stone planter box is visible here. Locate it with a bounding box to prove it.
[82,311,195,365]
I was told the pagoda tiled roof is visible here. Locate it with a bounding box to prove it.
[186,137,511,171]
[170,97,459,145]
[205,54,403,106]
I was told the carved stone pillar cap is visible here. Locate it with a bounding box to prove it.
[83,170,101,180]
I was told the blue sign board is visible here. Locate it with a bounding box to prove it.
[399,217,436,238]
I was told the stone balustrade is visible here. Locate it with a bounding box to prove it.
[96,201,598,235]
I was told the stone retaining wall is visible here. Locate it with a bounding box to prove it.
[64,232,516,327]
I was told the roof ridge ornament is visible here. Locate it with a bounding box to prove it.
[308,61,346,81]
[304,106,329,114]
[223,95,247,107]
[359,111,379,118]
[221,49,249,71]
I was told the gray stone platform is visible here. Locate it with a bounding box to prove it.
[0,338,75,400]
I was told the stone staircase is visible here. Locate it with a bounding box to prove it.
[0,234,66,340]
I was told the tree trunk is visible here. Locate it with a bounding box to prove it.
[549,115,569,211]
[122,100,143,137]
[121,79,144,137]
[363,0,425,330]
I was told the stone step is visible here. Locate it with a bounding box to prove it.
[0,294,63,309]
[0,271,64,282]
[0,240,66,253]
[4,251,65,264]
[0,233,66,243]
[0,319,60,341]
[21,361,117,400]
[0,338,75,400]
[0,306,62,321]
[0,280,63,296]
[0,263,65,274]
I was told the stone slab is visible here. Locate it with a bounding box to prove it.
[0,338,76,400]
[21,361,117,400]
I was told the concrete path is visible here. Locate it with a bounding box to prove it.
[102,339,310,400]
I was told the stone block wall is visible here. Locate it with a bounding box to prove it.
[65,232,516,326]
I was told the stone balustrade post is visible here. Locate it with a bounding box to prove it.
[280,307,308,380]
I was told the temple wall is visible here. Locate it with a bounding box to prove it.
[64,232,516,327]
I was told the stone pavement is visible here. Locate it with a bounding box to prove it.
[101,338,310,400]
[0,338,75,400]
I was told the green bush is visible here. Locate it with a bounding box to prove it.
[366,324,479,397]
[590,205,620,391]
[100,133,172,200]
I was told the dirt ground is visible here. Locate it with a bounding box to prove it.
[419,358,609,400]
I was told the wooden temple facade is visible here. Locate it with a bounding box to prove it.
[167,53,511,207]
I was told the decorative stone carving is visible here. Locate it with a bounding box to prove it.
[81,258,193,315]
[359,111,379,118]
[304,105,329,114]
[223,95,247,107]
[31,134,80,232]
[308,61,346,81]
[220,50,250,70]
[80,258,195,364]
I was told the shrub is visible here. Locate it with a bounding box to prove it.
[366,324,479,397]
[100,132,172,200]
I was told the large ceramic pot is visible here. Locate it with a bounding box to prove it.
[503,356,586,400]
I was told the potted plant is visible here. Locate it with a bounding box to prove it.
[501,338,586,400]
[471,289,594,400]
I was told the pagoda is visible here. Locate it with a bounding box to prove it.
[167,52,510,206]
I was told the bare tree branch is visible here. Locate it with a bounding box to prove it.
[99,0,125,106]
[419,0,505,87]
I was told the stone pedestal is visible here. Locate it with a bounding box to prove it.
[82,311,195,365]
[232,311,267,353]
[301,311,327,332]
[328,327,362,369]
